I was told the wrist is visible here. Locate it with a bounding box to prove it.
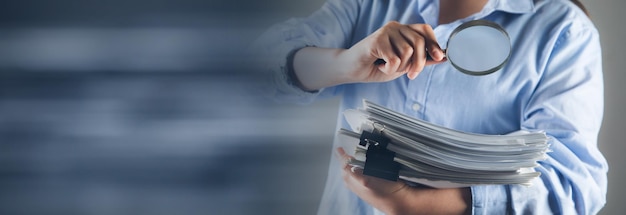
[385,187,413,215]
[366,183,415,215]
[287,47,313,92]
[292,47,355,91]
[384,187,472,215]
[333,48,360,84]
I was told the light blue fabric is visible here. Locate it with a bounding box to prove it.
[253,0,607,214]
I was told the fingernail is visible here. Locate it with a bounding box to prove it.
[435,49,444,60]
[408,73,416,80]
[337,147,345,155]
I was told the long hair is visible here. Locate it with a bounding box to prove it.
[570,0,589,17]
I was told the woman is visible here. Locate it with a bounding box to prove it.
[253,0,606,214]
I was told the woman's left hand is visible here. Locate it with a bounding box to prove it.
[337,147,412,215]
[337,147,472,215]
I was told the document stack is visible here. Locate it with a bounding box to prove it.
[338,100,550,188]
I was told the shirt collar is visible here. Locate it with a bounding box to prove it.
[486,0,535,14]
[426,0,535,27]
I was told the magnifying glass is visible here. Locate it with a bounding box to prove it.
[444,20,511,76]
[375,20,511,76]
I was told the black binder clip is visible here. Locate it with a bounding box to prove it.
[359,130,400,181]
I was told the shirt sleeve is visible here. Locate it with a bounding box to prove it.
[471,17,608,215]
[249,0,362,104]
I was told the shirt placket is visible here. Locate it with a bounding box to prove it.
[404,24,456,120]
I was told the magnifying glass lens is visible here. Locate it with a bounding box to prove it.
[445,20,511,76]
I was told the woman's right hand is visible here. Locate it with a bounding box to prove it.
[339,21,446,82]
[292,22,446,91]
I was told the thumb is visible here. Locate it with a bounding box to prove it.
[425,55,447,66]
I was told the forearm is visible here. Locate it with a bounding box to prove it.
[292,47,355,91]
[390,187,471,215]
[291,22,447,91]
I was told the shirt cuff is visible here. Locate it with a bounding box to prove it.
[267,43,324,104]
[471,185,508,215]
[285,45,320,93]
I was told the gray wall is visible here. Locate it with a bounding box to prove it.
[586,1,626,214]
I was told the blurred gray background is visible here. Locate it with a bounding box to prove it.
[0,0,623,215]
[586,1,626,215]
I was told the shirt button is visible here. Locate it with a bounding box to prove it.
[411,103,421,111]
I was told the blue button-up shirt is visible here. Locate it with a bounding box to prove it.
[253,0,607,214]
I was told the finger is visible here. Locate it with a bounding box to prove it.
[336,147,347,157]
[336,147,354,170]
[345,165,370,187]
[337,147,368,185]
[408,24,444,61]
[405,24,444,79]
[399,27,426,79]
[389,30,414,74]
[425,57,447,66]
[375,37,401,75]
[339,147,361,185]
[336,147,353,162]
[350,166,360,174]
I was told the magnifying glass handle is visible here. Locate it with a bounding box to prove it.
[425,54,434,61]
[374,59,386,65]
[374,49,446,65]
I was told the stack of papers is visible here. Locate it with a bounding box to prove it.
[338,100,550,188]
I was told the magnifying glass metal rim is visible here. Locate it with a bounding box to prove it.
[446,20,511,76]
